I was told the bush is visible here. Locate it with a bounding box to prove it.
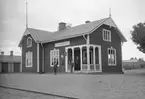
[140,64,145,68]
[123,65,132,70]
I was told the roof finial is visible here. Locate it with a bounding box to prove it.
[109,7,111,17]
[26,2,28,28]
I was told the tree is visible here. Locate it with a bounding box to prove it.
[131,22,145,53]
[138,58,144,62]
[130,57,134,60]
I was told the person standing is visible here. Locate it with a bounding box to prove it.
[70,60,74,73]
[53,58,58,75]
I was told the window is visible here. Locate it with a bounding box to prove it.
[50,49,59,67]
[27,37,32,47]
[103,29,111,42]
[26,51,33,67]
[108,48,116,65]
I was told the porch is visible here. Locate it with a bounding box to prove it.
[65,44,102,73]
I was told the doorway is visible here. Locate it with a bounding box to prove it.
[74,48,80,71]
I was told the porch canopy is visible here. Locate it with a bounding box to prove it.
[65,44,101,72]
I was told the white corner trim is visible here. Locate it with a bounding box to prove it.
[20,47,22,72]
[37,43,40,72]
[99,46,102,72]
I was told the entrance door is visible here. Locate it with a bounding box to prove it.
[74,48,80,71]
[2,62,8,73]
[14,63,20,72]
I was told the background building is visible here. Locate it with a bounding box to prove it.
[0,51,21,73]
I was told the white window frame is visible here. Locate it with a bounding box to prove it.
[108,47,116,66]
[27,37,32,47]
[26,51,33,67]
[102,29,111,42]
[50,49,59,67]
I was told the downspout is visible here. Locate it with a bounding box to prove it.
[83,34,87,42]
[83,34,90,44]
[41,43,45,73]
[83,34,90,71]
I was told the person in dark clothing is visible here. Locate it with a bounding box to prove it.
[70,60,74,73]
[53,58,58,75]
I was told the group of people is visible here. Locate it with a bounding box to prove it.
[53,58,75,75]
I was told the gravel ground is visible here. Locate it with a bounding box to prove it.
[0,69,145,99]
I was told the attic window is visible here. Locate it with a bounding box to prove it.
[103,29,111,42]
[27,37,32,47]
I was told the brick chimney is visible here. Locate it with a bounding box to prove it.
[85,20,90,23]
[10,51,13,56]
[1,51,4,56]
[58,22,66,31]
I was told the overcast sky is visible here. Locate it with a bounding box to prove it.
[0,0,145,60]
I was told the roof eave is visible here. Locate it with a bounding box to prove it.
[41,33,86,44]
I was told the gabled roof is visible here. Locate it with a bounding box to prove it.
[0,55,21,63]
[27,28,53,42]
[18,28,52,47]
[19,17,127,47]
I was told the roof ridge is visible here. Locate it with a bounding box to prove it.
[68,17,109,28]
[28,17,109,33]
[28,27,52,33]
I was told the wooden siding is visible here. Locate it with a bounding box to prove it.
[14,63,20,72]
[43,36,86,73]
[1,62,9,73]
[90,24,123,73]
[21,34,37,73]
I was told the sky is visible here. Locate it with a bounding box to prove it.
[0,0,145,60]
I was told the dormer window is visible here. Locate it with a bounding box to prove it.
[27,37,32,47]
[103,29,111,42]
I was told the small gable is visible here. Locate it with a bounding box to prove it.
[103,18,127,42]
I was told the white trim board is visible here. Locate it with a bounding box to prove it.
[37,43,40,72]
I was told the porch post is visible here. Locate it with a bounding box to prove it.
[72,48,74,72]
[87,45,90,71]
[65,48,68,72]
[93,47,96,71]
[80,46,82,71]
[99,46,102,72]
